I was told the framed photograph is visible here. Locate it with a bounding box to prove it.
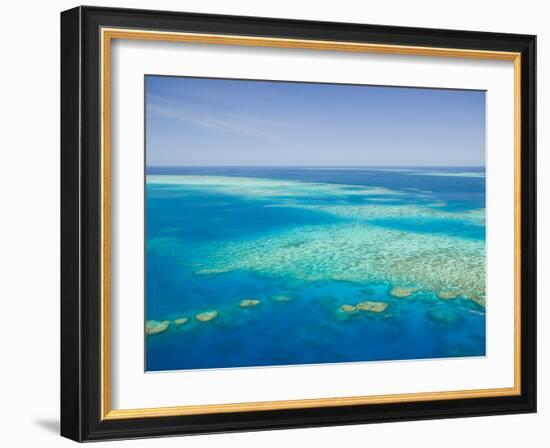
[60,6,536,441]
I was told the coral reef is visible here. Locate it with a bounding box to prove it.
[340,304,356,313]
[239,299,261,308]
[269,294,293,302]
[195,310,219,322]
[146,320,170,335]
[427,308,460,324]
[436,290,460,300]
[356,301,389,313]
[389,287,418,298]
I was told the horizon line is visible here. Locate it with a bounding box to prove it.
[145,164,486,168]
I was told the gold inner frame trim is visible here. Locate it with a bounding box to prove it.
[100,27,522,421]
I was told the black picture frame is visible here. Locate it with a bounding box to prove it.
[61,5,536,442]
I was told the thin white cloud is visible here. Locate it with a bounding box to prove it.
[147,93,280,137]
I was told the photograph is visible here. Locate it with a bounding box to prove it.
[144,75,487,371]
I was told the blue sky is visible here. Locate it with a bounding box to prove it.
[145,76,485,167]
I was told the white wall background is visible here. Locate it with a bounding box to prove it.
[0,0,546,446]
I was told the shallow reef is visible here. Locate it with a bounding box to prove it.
[356,301,389,313]
[427,308,461,324]
[389,287,418,298]
[145,320,170,335]
[340,304,356,313]
[240,299,261,308]
[147,175,400,200]
[436,290,460,300]
[195,310,219,322]
[269,294,293,302]
[199,223,485,306]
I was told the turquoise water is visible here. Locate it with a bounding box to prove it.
[145,167,486,371]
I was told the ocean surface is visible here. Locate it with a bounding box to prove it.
[145,167,486,371]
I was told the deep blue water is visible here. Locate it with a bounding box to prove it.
[145,167,486,371]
